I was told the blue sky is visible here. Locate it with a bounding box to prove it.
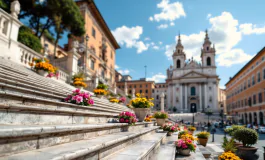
[60,0,265,88]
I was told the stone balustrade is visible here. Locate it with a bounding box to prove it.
[0,9,11,38]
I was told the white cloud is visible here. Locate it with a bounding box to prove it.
[144,37,151,41]
[115,65,119,69]
[239,23,265,35]
[159,41,163,45]
[207,13,212,19]
[164,12,255,67]
[153,46,160,50]
[170,22,175,26]
[149,0,186,22]
[118,69,130,75]
[157,24,168,29]
[112,26,148,53]
[147,73,167,82]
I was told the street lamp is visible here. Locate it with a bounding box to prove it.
[192,105,195,127]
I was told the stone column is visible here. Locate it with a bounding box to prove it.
[67,41,81,76]
[113,82,117,94]
[204,83,208,109]
[160,92,165,111]
[185,84,188,112]
[172,84,176,110]
[199,84,202,112]
[180,84,183,112]
[132,88,135,98]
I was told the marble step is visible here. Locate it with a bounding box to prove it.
[0,126,160,160]
[152,132,178,160]
[0,122,154,156]
[176,146,206,160]
[102,131,167,160]
[0,103,118,125]
[0,75,130,112]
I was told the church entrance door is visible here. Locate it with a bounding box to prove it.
[190,103,197,113]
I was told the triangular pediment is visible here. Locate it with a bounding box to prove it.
[180,71,208,78]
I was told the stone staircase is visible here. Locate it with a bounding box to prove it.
[0,57,176,160]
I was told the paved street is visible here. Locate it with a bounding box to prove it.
[195,128,265,160]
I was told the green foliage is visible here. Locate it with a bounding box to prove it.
[43,29,54,43]
[233,128,258,147]
[225,125,245,137]
[153,111,168,119]
[18,26,42,53]
[72,72,85,80]
[127,94,132,99]
[196,132,210,139]
[222,137,237,153]
[97,84,108,90]
[0,0,9,12]
[178,130,188,139]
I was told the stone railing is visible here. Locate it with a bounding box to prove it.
[56,68,70,83]
[0,8,12,39]
[18,42,43,68]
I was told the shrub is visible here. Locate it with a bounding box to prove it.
[196,132,210,139]
[222,137,237,153]
[18,26,42,53]
[225,125,244,137]
[233,128,258,147]
[153,111,169,119]
[97,84,108,90]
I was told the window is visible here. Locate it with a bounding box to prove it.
[145,90,148,93]
[191,87,196,96]
[156,95,159,99]
[207,46,209,51]
[245,98,247,106]
[165,95,167,99]
[140,90,142,93]
[140,85,142,88]
[129,85,132,88]
[258,72,261,82]
[263,69,265,79]
[152,89,154,93]
[252,75,255,85]
[101,70,105,78]
[92,27,96,38]
[253,94,256,105]
[90,59,95,70]
[259,93,263,103]
[248,78,251,87]
[207,57,211,66]
[134,85,136,88]
[129,90,132,94]
[248,97,252,106]
[177,60,181,68]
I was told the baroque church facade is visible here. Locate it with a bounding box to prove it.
[166,31,219,113]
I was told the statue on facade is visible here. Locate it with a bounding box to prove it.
[11,0,20,19]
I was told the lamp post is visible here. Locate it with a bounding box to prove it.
[192,105,195,127]
[221,109,224,128]
[207,106,210,130]
[84,34,89,73]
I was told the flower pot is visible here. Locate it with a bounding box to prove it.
[236,146,259,160]
[178,148,191,156]
[167,132,173,136]
[37,70,48,77]
[234,142,243,148]
[198,138,208,147]
[132,108,150,122]
[156,118,166,126]
[96,95,104,99]
[121,125,129,132]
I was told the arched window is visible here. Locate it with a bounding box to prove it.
[207,57,211,66]
[191,87,196,96]
[177,59,181,68]
[206,46,209,51]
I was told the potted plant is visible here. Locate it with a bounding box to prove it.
[31,58,56,77]
[162,123,178,136]
[153,111,169,126]
[119,96,126,104]
[196,131,210,147]
[188,126,196,135]
[224,125,244,147]
[178,130,188,139]
[233,128,259,160]
[109,98,119,103]
[221,137,237,153]
[72,72,87,89]
[94,84,108,98]
[218,151,241,160]
[130,93,154,121]
[118,111,138,131]
[176,138,196,156]
[63,88,94,106]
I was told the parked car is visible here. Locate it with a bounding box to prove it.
[259,126,265,133]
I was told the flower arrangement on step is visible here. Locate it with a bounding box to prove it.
[72,72,87,89]
[118,111,138,125]
[144,115,153,122]
[64,88,94,106]
[109,98,119,103]
[162,123,178,136]
[153,111,169,126]
[195,131,210,147]
[119,96,126,104]
[94,84,108,98]
[178,130,188,139]
[218,151,241,160]
[130,93,154,121]
[31,58,57,77]
[188,126,196,135]
[176,138,197,156]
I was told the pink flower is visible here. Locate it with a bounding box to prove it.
[73,88,80,94]
[125,119,129,123]
[88,99,94,105]
[120,118,124,123]
[72,95,77,100]
[76,96,83,104]
[83,92,89,99]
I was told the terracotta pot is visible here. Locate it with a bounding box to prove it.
[198,138,208,147]
[178,148,191,156]
[132,108,150,122]
[37,70,48,77]
[156,118,166,126]
[234,142,243,148]
[167,132,173,136]
[236,146,259,160]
